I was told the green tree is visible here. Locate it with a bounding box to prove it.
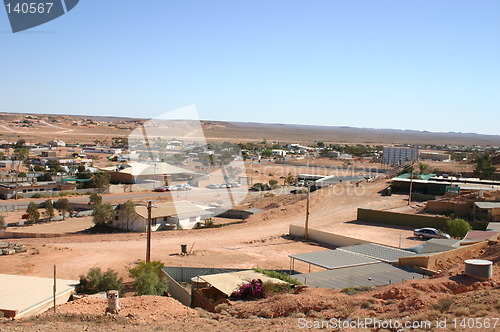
[117,200,136,231]
[128,261,168,296]
[418,162,430,174]
[13,148,29,163]
[26,202,40,224]
[76,267,123,294]
[92,203,115,227]
[474,154,497,179]
[37,173,53,182]
[446,218,472,239]
[44,200,55,221]
[89,172,111,191]
[261,149,273,158]
[0,216,6,230]
[285,173,296,185]
[14,139,26,149]
[54,198,70,220]
[89,193,103,208]
[77,165,86,173]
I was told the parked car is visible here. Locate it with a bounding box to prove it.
[154,186,168,192]
[413,227,451,239]
[206,184,220,189]
[175,184,192,191]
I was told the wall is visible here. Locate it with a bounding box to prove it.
[357,208,487,230]
[426,200,473,217]
[399,241,489,270]
[161,270,192,307]
[289,225,370,247]
[357,208,448,229]
[0,231,73,239]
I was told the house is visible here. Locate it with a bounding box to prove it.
[0,182,76,200]
[48,140,66,147]
[112,200,212,232]
[272,149,287,157]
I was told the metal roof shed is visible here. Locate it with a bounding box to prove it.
[338,243,416,263]
[289,249,380,273]
[293,262,424,290]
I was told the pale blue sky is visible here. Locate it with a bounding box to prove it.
[0,1,499,135]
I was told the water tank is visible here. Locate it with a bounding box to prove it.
[464,259,493,280]
[191,276,208,289]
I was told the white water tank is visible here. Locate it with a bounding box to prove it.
[464,259,493,280]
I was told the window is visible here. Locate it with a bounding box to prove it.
[151,218,157,226]
[190,216,198,222]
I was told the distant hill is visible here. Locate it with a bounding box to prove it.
[203,121,500,146]
[0,112,498,146]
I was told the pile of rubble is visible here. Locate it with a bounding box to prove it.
[0,241,26,255]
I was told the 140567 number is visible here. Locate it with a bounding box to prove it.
[5,2,53,14]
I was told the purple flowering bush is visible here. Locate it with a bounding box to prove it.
[230,279,264,300]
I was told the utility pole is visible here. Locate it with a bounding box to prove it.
[53,265,56,313]
[305,184,310,241]
[146,201,152,263]
[408,161,415,206]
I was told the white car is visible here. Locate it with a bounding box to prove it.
[413,227,451,239]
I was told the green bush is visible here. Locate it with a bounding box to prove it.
[446,218,472,239]
[129,261,168,296]
[252,268,302,285]
[76,267,123,294]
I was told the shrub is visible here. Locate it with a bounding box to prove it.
[129,261,168,296]
[0,216,6,230]
[252,268,302,285]
[31,193,43,199]
[268,179,279,189]
[340,286,373,295]
[446,218,472,239]
[251,183,270,191]
[431,297,455,312]
[261,281,293,298]
[76,267,123,294]
[230,279,263,300]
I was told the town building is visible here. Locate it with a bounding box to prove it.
[112,200,212,231]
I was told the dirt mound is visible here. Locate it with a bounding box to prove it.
[45,296,198,323]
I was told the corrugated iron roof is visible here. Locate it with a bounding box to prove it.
[289,250,380,270]
[474,202,500,209]
[135,200,208,219]
[293,262,424,289]
[338,243,416,263]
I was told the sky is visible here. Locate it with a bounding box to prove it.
[0,0,499,135]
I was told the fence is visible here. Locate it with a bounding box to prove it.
[399,241,489,270]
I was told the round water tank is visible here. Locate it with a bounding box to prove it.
[191,276,208,289]
[464,259,493,280]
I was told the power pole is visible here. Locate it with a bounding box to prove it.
[146,201,152,263]
[53,265,56,313]
[408,161,414,206]
[305,185,310,241]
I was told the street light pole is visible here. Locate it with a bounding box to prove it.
[146,201,152,263]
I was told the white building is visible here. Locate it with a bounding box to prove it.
[112,200,212,232]
[272,149,287,157]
